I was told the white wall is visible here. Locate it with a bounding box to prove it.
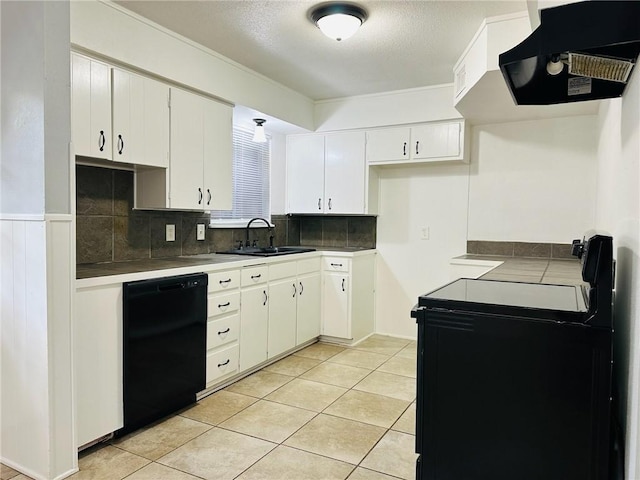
[315,84,460,132]
[375,163,470,338]
[595,68,640,479]
[468,115,598,243]
[0,2,76,479]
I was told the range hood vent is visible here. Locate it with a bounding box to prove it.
[499,1,640,105]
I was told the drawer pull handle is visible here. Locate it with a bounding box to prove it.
[218,359,230,367]
[218,302,230,308]
[218,328,230,335]
[331,263,343,267]
[263,290,268,306]
[299,281,303,295]
[342,278,345,292]
[416,140,420,155]
[99,130,106,151]
[292,283,297,298]
[251,274,262,280]
[219,278,232,284]
[403,141,406,156]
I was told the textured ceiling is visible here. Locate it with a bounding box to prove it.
[115,0,527,101]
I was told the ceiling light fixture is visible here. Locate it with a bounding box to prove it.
[310,3,367,42]
[252,118,267,143]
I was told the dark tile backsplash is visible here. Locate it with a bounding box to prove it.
[76,165,376,265]
[297,215,377,249]
[467,240,574,259]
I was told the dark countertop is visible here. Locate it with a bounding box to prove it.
[454,255,585,285]
[76,247,376,280]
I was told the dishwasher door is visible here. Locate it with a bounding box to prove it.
[120,272,208,435]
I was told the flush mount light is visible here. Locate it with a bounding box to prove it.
[252,118,266,143]
[310,3,367,42]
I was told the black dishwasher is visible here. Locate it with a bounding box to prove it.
[119,273,208,436]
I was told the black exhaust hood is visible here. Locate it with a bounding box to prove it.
[499,1,640,105]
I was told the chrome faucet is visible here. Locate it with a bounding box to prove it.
[245,217,274,248]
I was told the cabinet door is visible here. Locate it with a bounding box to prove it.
[322,273,350,339]
[203,99,233,210]
[297,272,321,345]
[113,69,169,167]
[268,278,297,358]
[365,127,411,163]
[239,286,269,370]
[325,132,366,214]
[169,88,205,210]
[412,122,461,160]
[71,54,112,160]
[286,135,325,213]
[75,285,123,447]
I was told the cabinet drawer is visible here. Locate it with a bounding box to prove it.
[206,344,239,385]
[298,257,321,275]
[323,257,351,272]
[207,314,239,350]
[241,265,268,286]
[208,270,240,293]
[207,291,240,318]
[269,261,297,281]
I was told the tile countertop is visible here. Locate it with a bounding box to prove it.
[452,254,586,285]
[76,247,377,286]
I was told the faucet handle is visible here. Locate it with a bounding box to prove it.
[252,239,258,248]
[238,240,244,250]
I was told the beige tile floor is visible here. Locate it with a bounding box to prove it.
[1,335,417,480]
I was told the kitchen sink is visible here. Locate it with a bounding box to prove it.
[217,246,316,257]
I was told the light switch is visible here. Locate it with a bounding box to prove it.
[166,224,176,242]
[196,224,206,241]
[420,226,430,240]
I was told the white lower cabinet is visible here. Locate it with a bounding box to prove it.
[268,277,298,358]
[321,252,376,343]
[205,284,240,386]
[239,266,269,371]
[75,284,123,448]
[296,270,322,344]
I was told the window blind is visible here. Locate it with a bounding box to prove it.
[210,127,270,223]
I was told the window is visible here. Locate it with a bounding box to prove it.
[210,126,270,225]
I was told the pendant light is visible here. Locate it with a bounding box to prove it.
[310,3,367,42]
[252,118,267,143]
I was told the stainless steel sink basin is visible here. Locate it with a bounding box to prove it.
[217,246,316,257]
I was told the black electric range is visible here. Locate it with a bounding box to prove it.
[412,234,614,480]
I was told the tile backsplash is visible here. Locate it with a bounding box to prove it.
[466,240,574,259]
[75,165,377,265]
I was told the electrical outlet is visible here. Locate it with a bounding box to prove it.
[166,224,176,242]
[420,226,430,240]
[196,224,206,241]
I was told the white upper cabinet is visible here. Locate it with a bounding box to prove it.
[324,132,366,214]
[366,120,468,165]
[364,127,411,163]
[287,131,369,214]
[203,99,233,210]
[170,88,206,210]
[287,134,326,213]
[165,87,233,211]
[112,68,169,168]
[71,53,112,160]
